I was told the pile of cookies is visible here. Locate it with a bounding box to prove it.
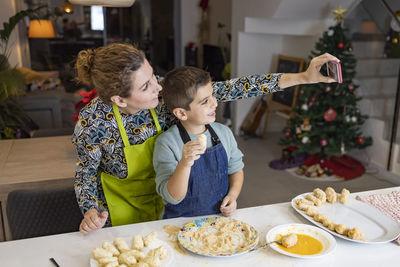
[92,231,168,267]
[295,187,365,240]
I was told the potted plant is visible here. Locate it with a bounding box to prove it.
[0,7,43,139]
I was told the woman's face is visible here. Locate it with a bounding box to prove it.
[122,59,162,114]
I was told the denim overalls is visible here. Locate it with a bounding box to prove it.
[163,122,229,219]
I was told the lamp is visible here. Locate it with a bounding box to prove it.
[28,20,56,38]
[69,0,135,7]
[61,1,74,14]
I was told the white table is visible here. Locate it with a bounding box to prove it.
[0,187,399,267]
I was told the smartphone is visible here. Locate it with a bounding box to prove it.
[326,61,342,83]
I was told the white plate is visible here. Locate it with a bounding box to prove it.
[90,238,174,267]
[177,216,259,257]
[266,223,336,259]
[292,193,400,243]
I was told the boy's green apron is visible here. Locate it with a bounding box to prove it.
[101,104,163,226]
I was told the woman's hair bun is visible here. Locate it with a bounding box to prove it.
[75,49,95,86]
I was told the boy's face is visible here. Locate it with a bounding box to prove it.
[184,82,218,126]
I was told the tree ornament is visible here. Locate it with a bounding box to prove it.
[351,116,357,122]
[328,29,334,36]
[300,89,304,95]
[319,38,324,45]
[324,107,337,122]
[301,118,312,131]
[357,136,365,145]
[331,4,348,23]
[325,85,332,92]
[341,142,346,155]
[320,139,328,146]
[285,130,291,137]
[302,136,309,144]
[348,83,354,92]
[348,46,353,52]
[345,115,351,122]
[337,42,344,49]
[301,104,308,111]
[296,126,302,134]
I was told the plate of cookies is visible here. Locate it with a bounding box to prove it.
[90,231,174,267]
[292,187,400,243]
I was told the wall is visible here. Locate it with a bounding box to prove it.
[0,0,21,67]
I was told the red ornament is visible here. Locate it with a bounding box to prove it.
[324,107,337,122]
[337,42,344,49]
[320,139,328,146]
[285,130,291,137]
[348,83,354,91]
[357,136,365,145]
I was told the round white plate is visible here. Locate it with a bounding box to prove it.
[90,237,174,267]
[266,223,336,259]
[178,216,259,257]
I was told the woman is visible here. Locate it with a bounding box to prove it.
[73,43,338,234]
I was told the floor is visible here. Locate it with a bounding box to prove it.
[235,132,400,209]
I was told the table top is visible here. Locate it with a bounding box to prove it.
[0,186,399,267]
[0,135,76,185]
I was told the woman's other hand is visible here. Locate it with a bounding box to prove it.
[79,209,108,234]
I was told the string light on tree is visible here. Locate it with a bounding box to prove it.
[320,139,328,146]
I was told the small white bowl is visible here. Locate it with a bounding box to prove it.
[266,223,336,259]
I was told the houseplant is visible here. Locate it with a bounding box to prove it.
[0,6,43,139]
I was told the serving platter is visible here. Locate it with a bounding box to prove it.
[292,193,400,243]
[90,237,173,267]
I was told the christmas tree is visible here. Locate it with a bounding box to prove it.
[280,5,372,156]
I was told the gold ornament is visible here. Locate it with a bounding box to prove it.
[393,38,399,44]
[331,4,347,23]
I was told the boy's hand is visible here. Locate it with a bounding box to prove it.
[180,140,206,167]
[220,194,237,217]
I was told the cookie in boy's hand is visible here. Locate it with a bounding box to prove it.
[196,134,207,149]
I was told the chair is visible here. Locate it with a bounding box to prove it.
[6,186,83,240]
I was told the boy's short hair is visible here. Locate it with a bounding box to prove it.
[162,66,211,111]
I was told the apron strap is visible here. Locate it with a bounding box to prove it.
[177,121,220,146]
[177,121,191,144]
[112,104,130,148]
[150,109,162,133]
[205,124,221,146]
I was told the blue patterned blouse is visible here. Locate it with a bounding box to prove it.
[72,73,282,224]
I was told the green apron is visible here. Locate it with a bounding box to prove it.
[101,104,163,226]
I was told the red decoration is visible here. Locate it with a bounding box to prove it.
[285,130,291,137]
[199,0,209,11]
[324,107,337,122]
[348,83,354,91]
[320,139,328,146]
[304,154,365,180]
[357,136,365,145]
[337,42,344,49]
[73,88,98,122]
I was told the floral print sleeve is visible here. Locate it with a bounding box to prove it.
[72,108,104,215]
[212,73,282,101]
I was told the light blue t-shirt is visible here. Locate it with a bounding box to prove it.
[153,122,244,205]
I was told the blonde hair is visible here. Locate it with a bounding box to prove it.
[75,43,145,104]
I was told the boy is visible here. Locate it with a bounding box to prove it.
[153,66,244,219]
